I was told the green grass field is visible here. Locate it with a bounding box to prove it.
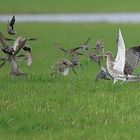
[1,0,140,13]
[0,23,140,139]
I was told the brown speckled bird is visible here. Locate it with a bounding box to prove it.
[51,58,81,77]
[104,29,127,83]
[0,32,28,76]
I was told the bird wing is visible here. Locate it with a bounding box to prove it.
[26,52,32,66]
[27,38,37,41]
[0,32,9,47]
[10,55,18,72]
[64,59,73,66]
[113,29,126,73]
[84,38,90,45]
[5,38,14,41]
[13,36,22,51]
[62,67,69,76]
[14,38,27,55]
[9,15,15,30]
[125,46,140,71]
[54,43,67,53]
[23,47,32,66]
[127,75,140,82]
[71,47,82,51]
[71,51,83,56]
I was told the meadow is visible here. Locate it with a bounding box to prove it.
[0,22,140,139]
[0,0,140,13]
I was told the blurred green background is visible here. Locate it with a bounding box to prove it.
[0,0,140,13]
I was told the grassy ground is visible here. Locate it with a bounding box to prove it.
[0,0,140,13]
[0,23,140,139]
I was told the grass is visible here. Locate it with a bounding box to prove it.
[1,0,140,13]
[0,23,140,139]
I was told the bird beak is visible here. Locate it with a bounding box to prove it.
[96,54,106,57]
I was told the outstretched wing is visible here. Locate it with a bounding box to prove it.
[13,36,22,51]
[23,46,32,66]
[54,43,67,53]
[113,29,126,73]
[14,38,27,55]
[125,46,140,74]
[9,15,15,30]
[0,32,9,47]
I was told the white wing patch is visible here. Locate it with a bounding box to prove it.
[13,36,22,51]
[25,52,32,66]
[113,29,126,74]
[62,67,69,76]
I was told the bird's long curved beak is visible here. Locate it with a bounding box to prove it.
[96,54,106,57]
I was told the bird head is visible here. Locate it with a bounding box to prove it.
[72,60,81,66]
[105,51,112,57]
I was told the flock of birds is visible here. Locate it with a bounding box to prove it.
[1,16,140,84]
[51,28,140,84]
[0,16,36,77]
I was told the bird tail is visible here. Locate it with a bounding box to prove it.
[126,75,140,82]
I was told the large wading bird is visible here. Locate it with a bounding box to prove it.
[96,29,140,83]
[101,29,127,83]
[96,45,140,81]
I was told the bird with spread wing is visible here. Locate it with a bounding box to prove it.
[102,29,127,83]
[95,29,140,83]
[0,32,28,76]
[51,59,81,77]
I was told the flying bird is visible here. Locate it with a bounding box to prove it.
[10,55,28,77]
[51,59,72,77]
[7,15,16,35]
[13,37,33,66]
[0,32,28,76]
[90,49,103,66]
[79,38,91,51]
[94,36,105,54]
[51,58,82,77]
[0,32,14,55]
[55,43,83,57]
[90,36,105,66]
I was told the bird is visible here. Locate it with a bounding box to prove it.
[22,45,32,66]
[95,66,113,81]
[124,45,140,75]
[10,55,28,77]
[95,45,140,81]
[51,59,72,77]
[0,32,14,55]
[7,15,16,35]
[54,43,83,58]
[0,32,28,76]
[90,36,105,65]
[94,36,105,54]
[51,58,81,77]
[104,29,127,83]
[79,38,91,51]
[90,49,103,66]
[13,37,33,66]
